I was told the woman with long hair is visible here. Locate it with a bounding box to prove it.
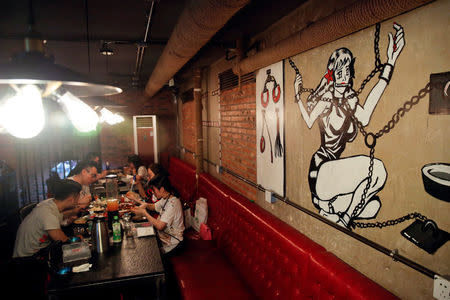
[294,23,405,227]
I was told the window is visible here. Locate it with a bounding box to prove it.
[51,160,78,179]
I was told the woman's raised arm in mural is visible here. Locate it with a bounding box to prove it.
[294,74,330,128]
[355,23,405,126]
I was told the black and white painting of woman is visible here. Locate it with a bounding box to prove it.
[294,23,405,228]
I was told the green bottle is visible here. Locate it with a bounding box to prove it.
[112,215,122,243]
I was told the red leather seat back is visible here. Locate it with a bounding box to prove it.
[197,173,396,300]
[198,173,230,243]
[168,157,196,204]
[159,152,170,171]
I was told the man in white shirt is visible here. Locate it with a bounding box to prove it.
[132,175,184,254]
[11,180,81,300]
[68,160,98,208]
[13,179,82,258]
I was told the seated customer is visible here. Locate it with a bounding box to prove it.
[135,163,168,203]
[68,160,98,209]
[127,154,148,183]
[13,179,82,258]
[85,151,108,180]
[132,175,184,254]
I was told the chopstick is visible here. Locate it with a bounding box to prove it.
[129,177,135,192]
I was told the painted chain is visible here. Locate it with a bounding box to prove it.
[352,212,427,229]
[345,22,432,228]
[289,23,433,229]
[348,82,432,228]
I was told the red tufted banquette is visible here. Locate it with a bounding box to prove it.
[169,158,397,300]
[168,157,197,204]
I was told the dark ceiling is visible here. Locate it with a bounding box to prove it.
[0,0,303,93]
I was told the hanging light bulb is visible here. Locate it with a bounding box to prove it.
[100,107,124,125]
[58,91,99,132]
[0,84,45,138]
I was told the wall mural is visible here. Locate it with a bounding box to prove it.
[256,61,285,197]
[290,23,405,228]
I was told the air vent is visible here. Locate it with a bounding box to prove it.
[219,69,255,91]
[135,116,153,128]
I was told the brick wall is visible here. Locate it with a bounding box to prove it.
[220,83,257,201]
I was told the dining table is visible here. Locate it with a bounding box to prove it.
[47,235,166,300]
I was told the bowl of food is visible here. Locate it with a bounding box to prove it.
[421,163,450,202]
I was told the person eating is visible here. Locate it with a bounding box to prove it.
[132,163,168,204]
[66,160,98,214]
[84,151,108,180]
[13,179,82,258]
[127,154,148,184]
[131,175,184,254]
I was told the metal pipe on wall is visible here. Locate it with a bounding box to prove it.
[144,0,249,98]
[179,146,440,279]
[194,68,203,173]
[232,0,433,75]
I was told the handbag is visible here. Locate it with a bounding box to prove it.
[199,223,212,240]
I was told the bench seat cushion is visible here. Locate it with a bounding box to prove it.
[170,240,256,300]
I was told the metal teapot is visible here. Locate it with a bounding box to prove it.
[91,215,109,253]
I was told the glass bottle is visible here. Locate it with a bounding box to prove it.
[112,215,122,243]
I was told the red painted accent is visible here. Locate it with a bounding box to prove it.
[260,90,269,107]
[324,68,333,84]
[272,84,281,103]
[260,136,265,153]
[39,234,48,243]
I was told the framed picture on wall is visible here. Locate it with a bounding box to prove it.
[256,61,285,197]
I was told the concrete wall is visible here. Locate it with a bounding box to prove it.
[266,1,449,299]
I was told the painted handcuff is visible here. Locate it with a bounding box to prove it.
[261,69,281,107]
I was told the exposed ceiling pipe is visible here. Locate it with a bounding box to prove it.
[133,0,156,86]
[144,0,250,98]
[0,35,167,45]
[232,0,433,75]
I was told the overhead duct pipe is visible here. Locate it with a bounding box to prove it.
[233,0,433,75]
[144,0,249,98]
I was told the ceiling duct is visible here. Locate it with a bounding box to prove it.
[233,0,433,75]
[144,0,249,98]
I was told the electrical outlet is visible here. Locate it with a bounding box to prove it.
[434,275,450,300]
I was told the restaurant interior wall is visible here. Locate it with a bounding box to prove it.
[176,1,449,299]
[101,88,178,169]
[178,58,258,202]
[219,83,257,201]
[263,1,448,299]
[177,0,363,187]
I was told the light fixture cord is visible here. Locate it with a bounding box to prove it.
[85,0,91,73]
[27,0,35,33]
